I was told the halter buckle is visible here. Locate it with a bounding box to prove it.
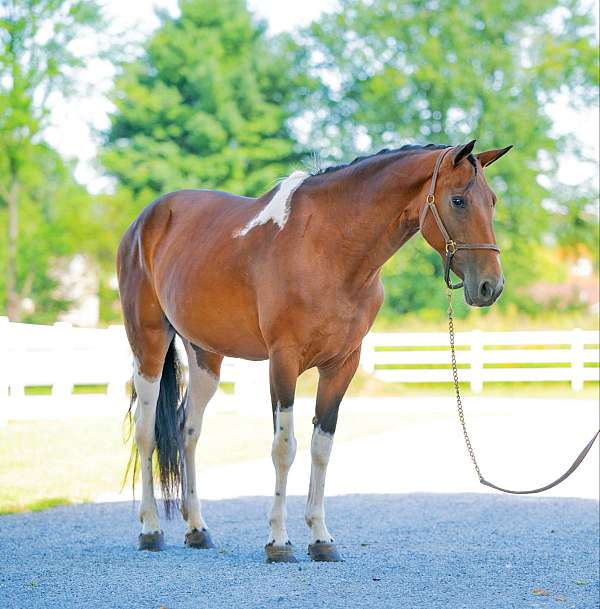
[445,240,457,255]
[426,194,435,204]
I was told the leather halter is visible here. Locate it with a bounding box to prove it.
[419,147,500,289]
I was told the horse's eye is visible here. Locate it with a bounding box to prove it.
[451,196,466,208]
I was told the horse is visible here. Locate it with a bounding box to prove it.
[117,140,512,562]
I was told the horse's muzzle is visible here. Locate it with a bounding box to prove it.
[465,274,504,307]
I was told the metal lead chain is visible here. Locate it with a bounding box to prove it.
[447,289,483,482]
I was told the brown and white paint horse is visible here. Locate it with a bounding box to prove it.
[117,140,511,561]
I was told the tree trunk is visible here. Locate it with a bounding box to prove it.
[6,177,20,321]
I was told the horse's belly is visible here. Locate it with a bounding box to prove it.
[176,319,268,360]
[157,274,268,360]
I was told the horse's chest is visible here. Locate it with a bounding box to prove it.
[299,284,383,362]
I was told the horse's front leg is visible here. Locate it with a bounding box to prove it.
[306,348,361,562]
[265,349,299,563]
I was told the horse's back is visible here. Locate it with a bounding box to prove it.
[118,188,257,275]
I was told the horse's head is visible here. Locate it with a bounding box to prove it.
[420,141,512,307]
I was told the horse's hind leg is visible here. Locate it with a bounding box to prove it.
[131,325,173,551]
[305,348,361,562]
[133,367,163,549]
[181,341,222,549]
[119,261,175,550]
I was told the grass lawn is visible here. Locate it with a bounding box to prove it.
[0,418,130,515]
[0,402,405,516]
[296,366,599,399]
[1,375,597,515]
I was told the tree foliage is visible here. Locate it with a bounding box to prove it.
[0,146,95,322]
[299,0,599,318]
[102,0,309,207]
[0,0,597,325]
[0,0,106,320]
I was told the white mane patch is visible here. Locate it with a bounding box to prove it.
[235,170,309,237]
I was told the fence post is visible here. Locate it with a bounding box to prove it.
[0,317,8,426]
[469,329,484,393]
[8,319,25,399]
[52,322,73,399]
[571,327,584,392]
[360,333,376,375]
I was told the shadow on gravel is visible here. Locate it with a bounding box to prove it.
[1,493,598,609]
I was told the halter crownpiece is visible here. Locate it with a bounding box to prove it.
[419,146,500,289]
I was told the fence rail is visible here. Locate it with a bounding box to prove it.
[360,328,599,391]
[0,318,597,402]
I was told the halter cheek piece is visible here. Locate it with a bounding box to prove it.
[419,147,500,290]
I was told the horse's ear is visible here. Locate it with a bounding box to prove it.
[476,145,513,168]
[452,140,477,166]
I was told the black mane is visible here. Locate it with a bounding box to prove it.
[311,143,475,176]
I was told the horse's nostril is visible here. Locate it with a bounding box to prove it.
[479,280,493,300]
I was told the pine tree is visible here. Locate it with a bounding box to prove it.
[102,0,305,203]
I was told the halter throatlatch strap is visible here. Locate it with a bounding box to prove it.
[419,147,500,290]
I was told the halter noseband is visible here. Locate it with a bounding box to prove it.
[419,147,501,290]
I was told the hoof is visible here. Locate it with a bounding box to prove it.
[138,530,165,551]
[265,542,298,563]
[185,528,215,549]
[308,541,343,562]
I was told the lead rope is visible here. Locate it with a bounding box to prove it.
[447,287,600,494]
[447,288,483,482]
[423,147,598,493]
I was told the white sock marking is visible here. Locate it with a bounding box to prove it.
[305,426,334,544]
[182,343,219,533]
[133,369,161,534]
[268,403,297,546]
[236,171,309,236]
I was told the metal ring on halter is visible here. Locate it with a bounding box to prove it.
[445,240,457,255]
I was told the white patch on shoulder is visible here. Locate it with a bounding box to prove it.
[235,171,309,237]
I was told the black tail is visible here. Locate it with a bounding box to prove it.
[124,337,186,518]
[154,338,186,516]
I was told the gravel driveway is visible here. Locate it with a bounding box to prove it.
[2,493,598,609]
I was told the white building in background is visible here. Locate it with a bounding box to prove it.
[50,254,100,327]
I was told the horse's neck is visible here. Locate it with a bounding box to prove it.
[310,155,430,284]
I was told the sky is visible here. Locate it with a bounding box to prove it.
[43,0,598,194]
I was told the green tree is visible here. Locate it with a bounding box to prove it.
[300,0,599,318]
[102,0,309,207]
[0,145,95,322]
[0,0,105,320]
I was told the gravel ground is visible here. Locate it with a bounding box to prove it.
[1,493,598,609]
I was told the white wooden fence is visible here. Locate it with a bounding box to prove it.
[0,318,597,399]
[360,329,599,392]
[0,317,254,400]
